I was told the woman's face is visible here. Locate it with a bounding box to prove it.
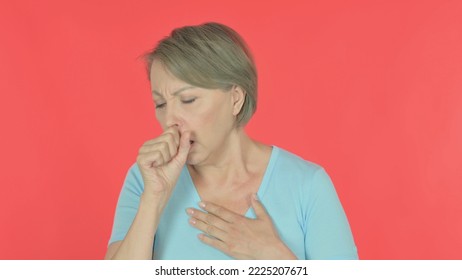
[150,59,240,166]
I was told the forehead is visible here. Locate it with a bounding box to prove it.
[150,60,189,91]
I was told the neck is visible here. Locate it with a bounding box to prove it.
[187,128,263,189]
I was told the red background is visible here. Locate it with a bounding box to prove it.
[1,0,461,259]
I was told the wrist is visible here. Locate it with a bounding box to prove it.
[140,191,169,213]
[264,240,298,260]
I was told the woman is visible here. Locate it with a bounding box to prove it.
[105,22,358,260]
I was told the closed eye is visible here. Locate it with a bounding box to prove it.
[182,98,196,104]
[155,103,166,109]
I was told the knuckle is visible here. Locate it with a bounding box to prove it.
[161,133,175,148]
[169,133,180,146]
[160,141,169,151]
[165,132,175,142]
[143,139,155,147]
[164,127,177,136]
[154,150,163,159]
[206,225,214,235]
[205,214,215,224]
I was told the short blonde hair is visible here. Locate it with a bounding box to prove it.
[142,22,257,126]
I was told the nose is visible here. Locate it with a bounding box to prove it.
[164,104,183,129]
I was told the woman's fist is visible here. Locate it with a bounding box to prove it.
[136,126,191,195]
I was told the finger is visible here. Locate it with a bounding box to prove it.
[139,142,171,166]
[149,141,172,158]
[139,132,177,157]
[137,149,165,168]
[150,149,167,167]
[189,217,228,242]
[163,126,180,147]
[159,132,177,159]
[174,131,191,164]
[197,233,230,255]
[186,208,230,231]
[199,201,239,223]
[250,193,270,220]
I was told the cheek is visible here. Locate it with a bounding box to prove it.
[198,104,234,133]
[189,95,235,135]
[191,109,215,132]
[202,109,219,124]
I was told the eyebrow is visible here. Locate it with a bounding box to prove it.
[152,86,196,97]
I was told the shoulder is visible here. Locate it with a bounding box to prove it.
[270,146,335,198]
[270,147,342,219]
[272,146,325,179]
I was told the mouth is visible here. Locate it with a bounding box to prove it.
[189,140,194,145]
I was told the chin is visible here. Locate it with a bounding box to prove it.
[185,153,199,166]
[185,151,207,167]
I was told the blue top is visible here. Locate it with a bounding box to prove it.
[108,146,358,259]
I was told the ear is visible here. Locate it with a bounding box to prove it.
[230,85,246,116]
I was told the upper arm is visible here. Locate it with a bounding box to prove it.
[107,163,145,249]
[304,167,358,259]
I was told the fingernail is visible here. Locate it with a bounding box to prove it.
[189,218,196,225]
[253,193,259,201]
[186,208,194,215]
[199,201,206,208]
